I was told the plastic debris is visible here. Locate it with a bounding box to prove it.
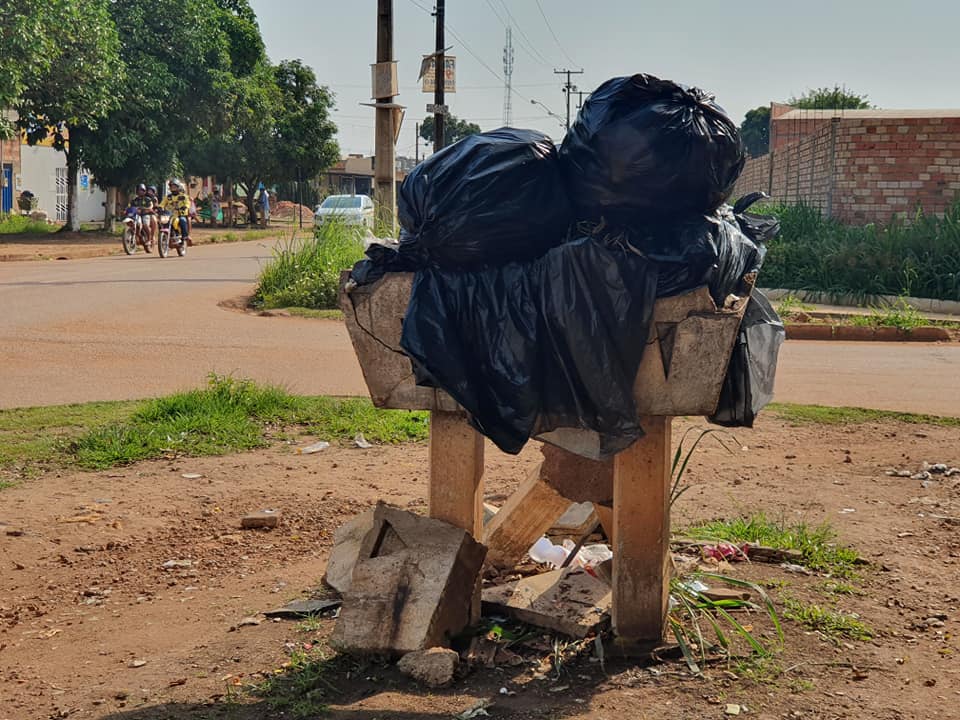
[354,433,373,449]
[297,441,330,455]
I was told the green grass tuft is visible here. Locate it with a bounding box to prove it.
[0,214,55,235]
[284,307,345,320]
[769,402,960,428]
[683,513,862,578]
[782,598,873,641]
[254,221,366,310]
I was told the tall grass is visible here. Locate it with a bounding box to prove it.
[758,201,960,301]
[0,214,54,235]
[254,221,366,310]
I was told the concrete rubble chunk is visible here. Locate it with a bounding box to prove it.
[324,509,376,594]
[396,647,459,687]
[240,509,280,529]
[548,502,598,539]
[331,503,486,655]
[481,568,611,639]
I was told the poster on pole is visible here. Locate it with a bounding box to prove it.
[421,56,456,93]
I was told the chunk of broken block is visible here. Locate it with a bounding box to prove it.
[240,509,280,529]
[331,503,486,655]
[396,647,459,687]
[324,509,375,594]
[481,568,611,638]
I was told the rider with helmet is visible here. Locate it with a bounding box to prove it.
[161,179,193,246]
[130,183,155,250]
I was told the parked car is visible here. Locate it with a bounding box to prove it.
[314,194,375,229]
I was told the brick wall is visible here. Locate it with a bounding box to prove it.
[731,113,960,224]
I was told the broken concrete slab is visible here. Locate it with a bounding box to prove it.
[240,509,280,529]
[324,509,375,594]
[397,647,459,687]
[481,568,611,639]
[540,445,613,504]
[548,502,599,540]
[331,503,486,655]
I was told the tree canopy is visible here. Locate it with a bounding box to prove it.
[740,105,771,158]
[788,86,872,110]
[419,114,482,147]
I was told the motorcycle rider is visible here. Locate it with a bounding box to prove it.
[130,183,155,251]
[161,179,192,246]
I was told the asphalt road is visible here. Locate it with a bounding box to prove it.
[1,239,958,416]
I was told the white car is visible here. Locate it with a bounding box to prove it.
[314,194,375,229]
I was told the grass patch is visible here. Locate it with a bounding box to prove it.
[776,294,814,318]
[683,514,862,578]
[759,201,960,301]
[253,221,366,310]
[207,229,276,244]
[819,581,862,597]
[251,649,369,718]
[782,598,873,641]
[847,297,927,331]
[0,376,429,475]
[284,307,345,320]
[0,214,55,235]
[769,402,960,428]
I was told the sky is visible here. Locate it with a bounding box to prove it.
[249,0,960,160]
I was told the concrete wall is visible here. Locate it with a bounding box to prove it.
[20,145,106,223]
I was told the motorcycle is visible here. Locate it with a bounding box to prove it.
[157,212,187,257]
[120,207,150,255]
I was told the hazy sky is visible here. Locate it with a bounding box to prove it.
[249,0,960,159]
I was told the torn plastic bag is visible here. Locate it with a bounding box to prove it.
[709,290,785,427]
[350,241,422,286]
[560,74,745,223]
[397,128,572,269]
[400,237,658,457]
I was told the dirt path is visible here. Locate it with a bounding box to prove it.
[1,416,958,719]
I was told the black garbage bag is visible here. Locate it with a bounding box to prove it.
[560,74,745,223]
[397,127,572,269]
[350,242,422,286]
[709,290,785,427]
[400,237,659,457]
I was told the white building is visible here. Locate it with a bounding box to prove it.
[19,145,106,223]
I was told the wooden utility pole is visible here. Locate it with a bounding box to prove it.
[374,0,397,233]
[433,0,445,152]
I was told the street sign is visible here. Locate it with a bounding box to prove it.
[426,103,449,115]
[421,56,456,93]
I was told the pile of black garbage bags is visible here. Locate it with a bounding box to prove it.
[350,73,785,460]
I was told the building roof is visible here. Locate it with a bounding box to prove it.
[776,108,960,120]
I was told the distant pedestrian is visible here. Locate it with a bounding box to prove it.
[259,185,270,227]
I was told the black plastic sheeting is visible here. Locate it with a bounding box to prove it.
[709,290,786,428]
[397,127,572,270]
[399,237,658,457]
[560,74,745,223]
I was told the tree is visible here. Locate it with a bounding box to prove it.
[184,59,339,221]
[0,0,55,137]
[740,105,771,158]
[16,0,124,231]
[419,114,481,147]
[788,86,872,110]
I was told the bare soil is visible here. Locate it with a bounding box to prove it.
[1,416,958,720]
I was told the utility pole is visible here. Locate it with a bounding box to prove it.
[432,0,445,152]
[415,122,420,164]
[554,68,583,130]
[502,26,514,126]
[374,0,397,233]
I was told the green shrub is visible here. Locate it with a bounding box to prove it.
[757,201,960,301]
[254,222,366,310]
[0,214,54,235]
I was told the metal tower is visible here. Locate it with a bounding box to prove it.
[502,26,514,126]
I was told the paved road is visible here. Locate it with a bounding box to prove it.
[1,239,958,416]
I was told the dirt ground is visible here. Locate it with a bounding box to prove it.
[1,415,958,720]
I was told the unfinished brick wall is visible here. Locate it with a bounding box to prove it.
[731,113,960,224]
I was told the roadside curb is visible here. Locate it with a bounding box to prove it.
[785,324,953,342]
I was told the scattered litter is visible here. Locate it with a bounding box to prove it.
[702,542,749,562]
[725,704,742,716]
[456,699,493,719]
[886,469,914,478]
[549,685,570,693]
[128,660,147,668]
[912,472,931,481]
[37,628,62,639]
[897,532,915,538]
[264,598,342,618]
[297,441,330,454]
[498,687,515,696]
[181,473,203,480]
[354,432,373,449]
[527,536,612,570]
[237,616,262,627]
[839,508,856,514]
[161,559,193,570]
[780,563,812,575]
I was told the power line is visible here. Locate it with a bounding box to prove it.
[535,0,578,67]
